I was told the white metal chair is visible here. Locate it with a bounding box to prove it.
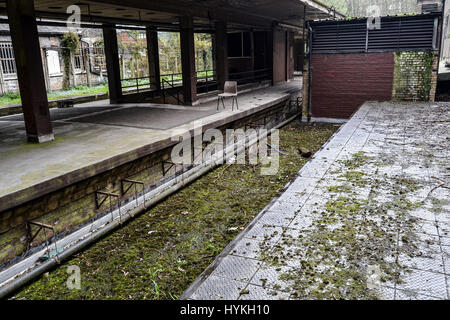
[217,81,239,111]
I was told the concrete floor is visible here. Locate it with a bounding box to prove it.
[182,101,450,300]
[0,81,300,212]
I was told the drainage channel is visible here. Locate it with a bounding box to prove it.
[0,114,299,299]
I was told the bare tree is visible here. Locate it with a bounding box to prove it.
[322,0,419,17]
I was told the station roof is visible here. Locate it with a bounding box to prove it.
[0,23,70,36]
[0,0,344,31]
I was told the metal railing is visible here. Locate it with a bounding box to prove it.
[161,78,183,105]
[121,70,216,91]
[121,76,152,93]
[118,69,220,103]
[196,69,216,93]
[160,72,183,88]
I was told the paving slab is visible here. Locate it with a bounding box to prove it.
[183,101,450,300]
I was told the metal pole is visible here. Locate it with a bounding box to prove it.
[308,23,313,122]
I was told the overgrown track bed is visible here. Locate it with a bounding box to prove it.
[10,121,338,300]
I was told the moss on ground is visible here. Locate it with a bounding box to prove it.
[10,121,338,300]
[258,151,428,300]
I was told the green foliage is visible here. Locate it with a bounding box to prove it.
[118,31,148,80]
[158,32,182,75]
[320,0,349,15]
[0,84,109,106]
[320,0,418,17]
[194,33,213,73]
[93,39,104,47]
[61,32,80,90]
[157,32,213,75]
[393,51,435,102]
[0,92,21,105]
[417,51,434,101]
[61,32,80,52]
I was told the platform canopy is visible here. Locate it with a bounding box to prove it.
[0,0,344,31]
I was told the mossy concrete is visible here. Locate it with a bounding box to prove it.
[184,101,450,300]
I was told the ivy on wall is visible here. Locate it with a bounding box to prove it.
[60,32,80,90]
[392,51,435,101]
[417,51,434,101]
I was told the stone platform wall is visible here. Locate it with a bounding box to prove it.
[0,96,301,268]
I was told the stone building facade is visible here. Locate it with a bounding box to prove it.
[0,23,105,95]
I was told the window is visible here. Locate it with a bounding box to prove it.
[92,46,106,72]
[227,32,252,58]
[0,42,17,77]
[46,50,61,75]
[74,54,82,70]
[73,48,85,71]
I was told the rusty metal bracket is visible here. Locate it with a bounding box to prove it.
[26,221,55,251]
[26,221,60,263]
[161,160,175,176]
[95,190,119,209]
[95,190,121,221]
[120,179,145,207]
[161,160,184,176]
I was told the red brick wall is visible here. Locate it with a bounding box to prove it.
[311,53,395,119]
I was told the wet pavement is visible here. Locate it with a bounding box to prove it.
[183,101,450,300]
